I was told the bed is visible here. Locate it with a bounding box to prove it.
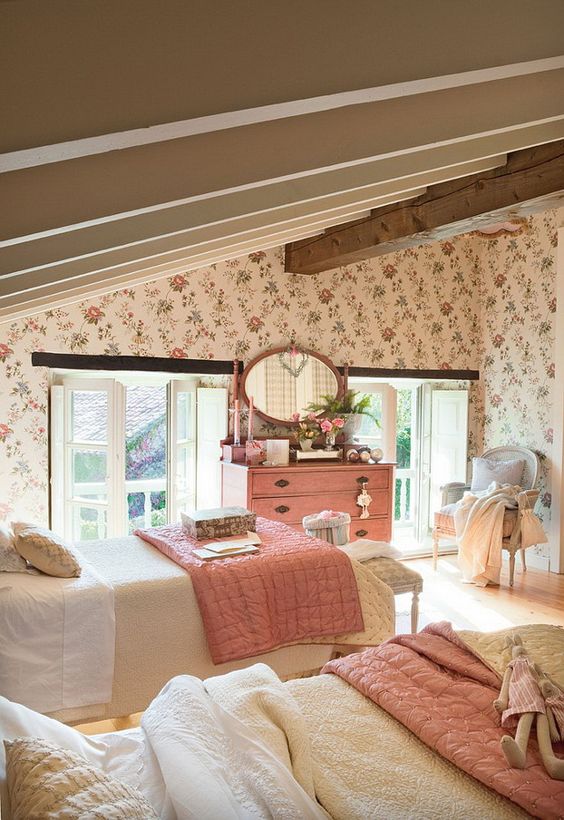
[2,623,563,819]
[0,531,395,724]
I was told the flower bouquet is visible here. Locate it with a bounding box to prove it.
[291,412,319,450]
[318,416,345,450]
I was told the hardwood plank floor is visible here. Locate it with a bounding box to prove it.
[78,556,563,735]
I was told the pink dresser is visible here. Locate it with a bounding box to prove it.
[221,461,394,541]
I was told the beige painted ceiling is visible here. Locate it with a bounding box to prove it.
[1,0,564,321]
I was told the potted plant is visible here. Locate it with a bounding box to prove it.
[306,389,379,443]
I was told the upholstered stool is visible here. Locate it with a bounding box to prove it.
[363,557,423,633]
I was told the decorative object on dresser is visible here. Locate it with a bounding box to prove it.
[222,461,395,541]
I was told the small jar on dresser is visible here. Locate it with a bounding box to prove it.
[221,461,395,541]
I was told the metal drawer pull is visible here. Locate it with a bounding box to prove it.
[275,479,290,488]
[356,476,369,485]
[275,505,290,514]
[356,529,368,537]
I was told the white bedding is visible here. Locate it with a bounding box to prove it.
[30,534,393,724]
[0,554,114,713]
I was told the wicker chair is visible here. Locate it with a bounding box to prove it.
[432,446,541,586]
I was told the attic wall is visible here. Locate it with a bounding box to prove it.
[0,210,559,557]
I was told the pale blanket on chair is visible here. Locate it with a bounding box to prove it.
[455,483,522,586]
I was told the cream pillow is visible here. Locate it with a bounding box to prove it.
[0,524,28,573]
[12,523,81,578]
[5,737,157,820]
[470,457,525,492]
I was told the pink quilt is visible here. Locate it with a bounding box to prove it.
[134,517,364,664]
[323,622,564,819]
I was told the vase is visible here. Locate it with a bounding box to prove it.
[343,413,363,443]
[324,432,336,451]
[300,439,313,451]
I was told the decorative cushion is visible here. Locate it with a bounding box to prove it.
[470,457,524,492]
[12,523,81,578]
[0,694,143,820]
[434,505,518,538]
[4,737,157,820]
[0,524,28,573]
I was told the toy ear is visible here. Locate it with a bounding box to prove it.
[512,633,523,646]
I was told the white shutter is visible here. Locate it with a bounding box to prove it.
[50,385,65,534]
[196,387,228,509]
[429,388,469,517]
[168,380,197,521]
[60,378,117,541]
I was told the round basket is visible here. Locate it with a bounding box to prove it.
[302,510,351,545]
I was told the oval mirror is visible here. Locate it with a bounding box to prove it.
[241,347,342,426]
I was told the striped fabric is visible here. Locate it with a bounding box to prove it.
[545,689,564,740]
[501,656,545,729]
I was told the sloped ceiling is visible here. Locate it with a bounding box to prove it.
[1,0,564,321]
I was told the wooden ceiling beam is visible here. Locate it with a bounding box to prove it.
[284,140,564,274]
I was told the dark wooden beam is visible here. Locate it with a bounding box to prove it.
[337,366,479,381]
[285,140,564,274]
[31,352,243,375]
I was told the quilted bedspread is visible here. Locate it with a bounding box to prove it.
[323,622,564,820]
[135,517,364,664]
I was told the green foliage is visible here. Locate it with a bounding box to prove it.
[306,389,380,425]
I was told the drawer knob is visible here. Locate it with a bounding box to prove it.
[275,505,290,514]
[275,479,290,488]
[356,476,369,485]
[356,529,368,537]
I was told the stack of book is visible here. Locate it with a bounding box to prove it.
[193,532,261,560]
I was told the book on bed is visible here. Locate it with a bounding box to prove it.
[193,532,261,560]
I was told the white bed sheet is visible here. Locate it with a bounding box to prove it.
[0,555,114,713]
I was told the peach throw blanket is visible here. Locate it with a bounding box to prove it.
[135,517,364,664]
[324,622,564,819]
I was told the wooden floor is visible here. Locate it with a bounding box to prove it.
[78,555,563,736]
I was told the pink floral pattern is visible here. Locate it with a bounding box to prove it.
[0,209,560,560]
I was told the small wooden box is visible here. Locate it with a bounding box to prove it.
[222,443,247,463]
[181,506,257,540]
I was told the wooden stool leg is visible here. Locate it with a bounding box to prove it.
[432,530,439,571]
[521,548,527,572]
[509,553,516,587]
[410,590,420,633]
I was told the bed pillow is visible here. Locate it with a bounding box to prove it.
[0,695,143,820]
[470,457,525,492]
[5,737,157,820]
[0,524,27,573]
[12,523,81,577]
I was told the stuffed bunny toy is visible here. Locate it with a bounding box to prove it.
[494,634,564,780]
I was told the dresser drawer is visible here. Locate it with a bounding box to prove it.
[252,489,389,524]
[252,467,390,498]
[349,517,392,542]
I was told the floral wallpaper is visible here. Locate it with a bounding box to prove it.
[476,210,559,559]
[0,208,560,562]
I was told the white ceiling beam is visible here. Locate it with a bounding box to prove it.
[3,56,563,173]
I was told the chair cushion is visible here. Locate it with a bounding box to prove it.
[434,505,518,538]
[470,457,524,492]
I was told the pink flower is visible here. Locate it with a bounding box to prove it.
[440,302,453,315]
[382,327,396,341]
[319,288,334,304]
[170,274,188,291]
[84,305,103,323]
[307,412,317,421]
[319,418,333,433]
[290,412,300,422]
[440,362,452,370]
[491,394,503,407]
[332,417,345,428]
[0,343,12,360]
[441,241,455,255]
[495,273,507,288]
[493,334,505,348]
[170,347,187,358]
[0,423,11,441]
[248,316,264,332]
[248,251,266,262]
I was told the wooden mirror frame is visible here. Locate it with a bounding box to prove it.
[240,347,343,427]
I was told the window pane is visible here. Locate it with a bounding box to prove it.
[71,449,107,501]
[176,390,194,442]
[72,505,107,541]
[356,392,383,440]
[396,389,413,469]
[125,386,167,480]
[71,390,108,443]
